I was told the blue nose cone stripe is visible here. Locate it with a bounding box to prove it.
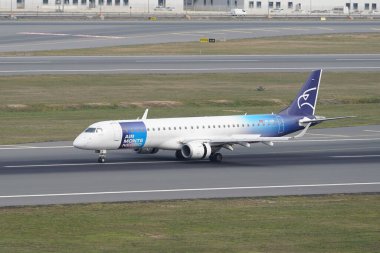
[119,122,147,149]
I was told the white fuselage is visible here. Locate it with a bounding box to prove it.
[73,114,288,151]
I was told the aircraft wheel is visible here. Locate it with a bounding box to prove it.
[175,150,185,160]
[98,157,105,163]
[210,153,223,163]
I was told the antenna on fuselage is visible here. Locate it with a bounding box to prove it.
[142,108,149,120]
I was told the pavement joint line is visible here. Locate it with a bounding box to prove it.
[288,137,380,142]
[5,146,380,166]
[331,155,380,158]
[229,146,380,156]
[2,54,380,58]
[0,182,379,199]
[4,160,181,168]
[2,66,380,74]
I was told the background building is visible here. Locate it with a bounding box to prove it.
[189,0,380,14]
[0,0,184,13]
[0,0,379,14]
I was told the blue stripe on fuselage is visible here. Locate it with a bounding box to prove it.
[119,121,147,149]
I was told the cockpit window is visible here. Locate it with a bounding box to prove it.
[85,128,96,133]
[96,128,103,133]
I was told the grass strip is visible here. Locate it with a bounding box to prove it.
[0,72,379,144]
[0,194,379,253]
[2,33,380,56]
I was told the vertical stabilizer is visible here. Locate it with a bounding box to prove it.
[280,69,322,116]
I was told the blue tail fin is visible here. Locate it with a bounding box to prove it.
[280,69,322,116]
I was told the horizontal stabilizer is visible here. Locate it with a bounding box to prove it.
[299,116,356,124]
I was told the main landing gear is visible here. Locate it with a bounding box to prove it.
[209,152,223,163]
[96,150,107,163]
[175,150,223,162]
[175,150,185,160]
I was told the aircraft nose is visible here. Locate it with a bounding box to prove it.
[73,134,87,149]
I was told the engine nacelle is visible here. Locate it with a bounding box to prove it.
[181,142,211,159]
[135,148,159,154]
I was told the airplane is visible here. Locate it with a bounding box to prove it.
[73,69,353,163]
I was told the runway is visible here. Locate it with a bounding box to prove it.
[1,54,380,75]
[1,125,379,207]
[0,21,379,52]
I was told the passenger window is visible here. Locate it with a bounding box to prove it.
[174,127,176,130]
[152,128,155,131]
[169,127,171,130]
[163,127,166,130]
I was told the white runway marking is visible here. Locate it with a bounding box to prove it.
[364,130,380,133]
[331,155,380,158]
[336,58,380,61]
[305,133,349,138]
[4,160,180,168]
[0,61,49,64]
[19,32,70,36]
[136,59,261,63]
[290,137,380,142]
[0,182,379,199]
[18,32,125,39]
[280,27,310,31]
[0,146,73,150]
[316,27,335,31]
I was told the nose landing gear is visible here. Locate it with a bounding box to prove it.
[96,150,107,163]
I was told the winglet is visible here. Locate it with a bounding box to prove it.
[142,109,149,120]
[292,123,311,139]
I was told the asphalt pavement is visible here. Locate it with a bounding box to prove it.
[0,20,379,52]
[1,54,380,75]
[1,125,379,206]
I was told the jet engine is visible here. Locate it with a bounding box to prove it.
[181,142,211,159]
[135,148,159,154]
